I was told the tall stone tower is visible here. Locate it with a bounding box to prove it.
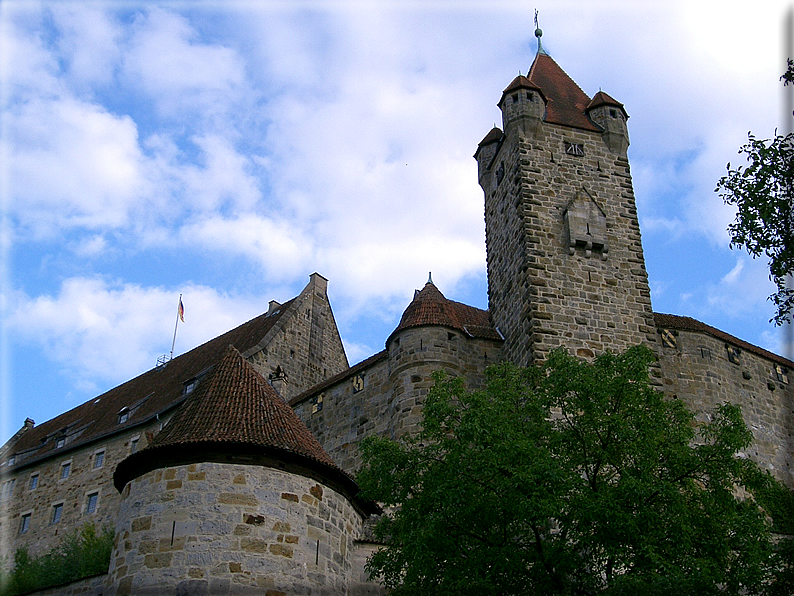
[475,29,656,366]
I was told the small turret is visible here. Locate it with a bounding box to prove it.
[498,75,546,138]
[586,91,629,155]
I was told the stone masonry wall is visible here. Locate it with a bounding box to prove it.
[247,274,349,402]
[657,328,794,488]
[294,329,503,474]
[1,423,160,560]
[108,462,364,596]
[481,122,656,366]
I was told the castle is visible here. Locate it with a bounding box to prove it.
[1,32,792,596]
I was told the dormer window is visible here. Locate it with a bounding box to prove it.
[8,455,15,465]
[118,408,130,424]
[184,379,197,395]
[56,438,65,449]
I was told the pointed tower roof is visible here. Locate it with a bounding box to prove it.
[387,279,501,345]
[527,53,599,131]
[113,346,377,512]
[587,90,628,118]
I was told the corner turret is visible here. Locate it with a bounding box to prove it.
[498,75,546,139]
[587,91,630,156]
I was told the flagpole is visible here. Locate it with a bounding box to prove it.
[170,294,182,361]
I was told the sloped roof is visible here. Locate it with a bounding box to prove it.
[5,299,296,469]
[587,90,627,116]
[500,74,546,101]
[527,53,599,131]
[654,313,794,369]
[289,350,389,408]
[387,282,502,345]
[145,345,336,466]
[477,127,504,148]
[113,345,379,514]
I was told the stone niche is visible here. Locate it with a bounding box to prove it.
[563,189,608,259]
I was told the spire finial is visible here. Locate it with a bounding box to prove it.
[427,272,433,285]
[534,9,548,56]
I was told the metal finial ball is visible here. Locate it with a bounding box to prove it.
[535,27,542,38]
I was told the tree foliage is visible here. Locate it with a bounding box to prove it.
[715,60,794,326]
[357,346,794,595]
[0,523,113,596]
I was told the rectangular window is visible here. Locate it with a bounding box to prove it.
[94,451,105,469]
[118,409,129,424]
[130,438,139,453]
[56,437,65,448]
[20,513,31,534]
[1,479,15,501]
[52,503,63,524]
[60,462,71,479]
[86,492,99,514]
[29,474,38,490]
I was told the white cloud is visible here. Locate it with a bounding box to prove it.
[6,277,263,391]
[123,7,247,119]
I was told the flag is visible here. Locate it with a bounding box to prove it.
[178,297,185,323]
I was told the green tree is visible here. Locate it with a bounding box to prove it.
[357,346,792,595]
[716,60,794,326]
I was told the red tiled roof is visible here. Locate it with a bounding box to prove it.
[113,345,379,515]
[387,282,502,345]
[477,127,503,148]
[142,345,336,466]
[587,90,627,117]
[501,75,546,101]
[6,300,295,468]
[654,313,794,369]
[527,53,599,131]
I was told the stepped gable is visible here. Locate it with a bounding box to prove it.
[144,345,335,466]
[387,281,502,344]
[6,300,295,468]
[654,313,794,369]
[527,52,598,131]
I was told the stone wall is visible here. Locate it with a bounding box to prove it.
[1,424,159,560]
[294,328,503,473]
[246,273,349,402]
[479,114,656,366]
[108,462,365,595]
[657,328,794,488]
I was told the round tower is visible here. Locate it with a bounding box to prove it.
[108,345,376,595]
[385,277,501,440]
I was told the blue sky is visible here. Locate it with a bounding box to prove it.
[1,1,789,444]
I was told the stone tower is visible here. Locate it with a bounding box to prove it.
[475,31,656,366]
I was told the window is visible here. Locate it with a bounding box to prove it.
[86,492,99,514]
[8,455,15,465]
[29,474,38,490]
[130,438,139,453]
[93,451,105,469]
[56,437,65,448]
[118,408,129,424]
[60,462,71,479]
[51,503,63,524]
[20,513,31,534]
[1,479,15,501]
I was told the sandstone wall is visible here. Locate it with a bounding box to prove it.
[479,121,656,366]
[294,328,503,474]
[1,424,159,560]
[657,328,794,488]
[108,462,364,595]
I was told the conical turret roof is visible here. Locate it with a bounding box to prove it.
[144,345,336,466]
[113,345,357,492]
[387,280,501,345]
[587,90,628,118]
